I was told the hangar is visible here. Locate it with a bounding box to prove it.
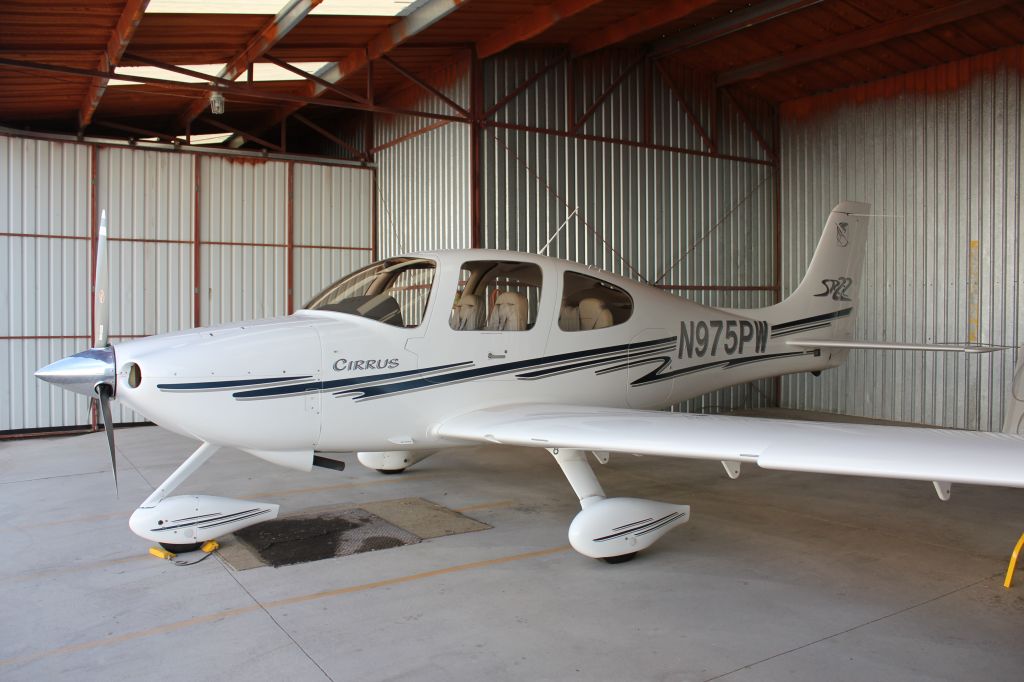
[2,0,1023,679]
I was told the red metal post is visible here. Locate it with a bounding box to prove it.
[193,158,202,327]
[89,146,99,431]
[470,48,482,249]
[370,166,379,261]
[772,109,783,413]
[287,161,295,314]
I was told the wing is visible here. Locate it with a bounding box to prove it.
[435,404,1024,490]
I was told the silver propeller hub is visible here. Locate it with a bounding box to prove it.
[35,347,116,398]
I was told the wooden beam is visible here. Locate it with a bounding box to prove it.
[476,0,606,59]
[78,0,150,130]
[178,0,323,130]
[651,0,823,58]
[570,0,719,57]
[229,0,472,148]
[718,0,1011,86]
[263,54,368,104]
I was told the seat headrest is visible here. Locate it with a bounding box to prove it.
[559,303,580,331]
[453,293,485,330]
[578,297,613,330]
[489,291,529,331]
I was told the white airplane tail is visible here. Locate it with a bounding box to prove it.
[757,201,870,347]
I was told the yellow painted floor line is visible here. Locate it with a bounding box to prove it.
[0,545,571,669]
[453,500,518,513]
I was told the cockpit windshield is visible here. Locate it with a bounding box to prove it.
[304,258,436,328]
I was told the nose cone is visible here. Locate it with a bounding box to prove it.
[35,347,116,397]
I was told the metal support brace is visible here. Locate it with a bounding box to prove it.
[1003,531,1024,589]
[549,448,606,509]
[140,442,220,508]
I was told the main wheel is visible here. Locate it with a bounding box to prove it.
[601,552,638,564]
[160,541,203,554]
[376,468,406,475]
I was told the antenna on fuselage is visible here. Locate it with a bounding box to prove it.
[538,207,579,256]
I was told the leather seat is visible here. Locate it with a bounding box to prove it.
[452,293,485,330]
[578,297,613,330]
[559,303,580,331]
[488,291,529,331]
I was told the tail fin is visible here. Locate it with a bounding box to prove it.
[763,201,870,342]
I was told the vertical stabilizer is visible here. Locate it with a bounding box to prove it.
[762,201,870,343]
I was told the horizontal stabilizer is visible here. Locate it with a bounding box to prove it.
[785,339,1007,353]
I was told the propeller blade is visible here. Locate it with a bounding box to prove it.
[94,209,109,348]
[98,386,118,496]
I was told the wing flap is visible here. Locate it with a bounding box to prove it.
[435,404,1024,489]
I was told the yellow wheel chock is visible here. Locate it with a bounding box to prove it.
[1003,532,1024,589]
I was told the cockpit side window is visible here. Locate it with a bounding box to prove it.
[559,271,633,331]
[305,258,435,328]
[450,260,543,332]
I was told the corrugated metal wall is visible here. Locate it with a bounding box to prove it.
[200,157,290,325]
[292,163,374,306]
[483,50,778,412]
[374,59,471,256]
[1,136,92,430]
[780,57,1023,430]
[2,135,373,432]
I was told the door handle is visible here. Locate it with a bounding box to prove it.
[488,352,506,359]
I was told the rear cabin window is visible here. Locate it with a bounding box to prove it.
[305,258,435,328]
[450,261,543,331]
[559,271,633,331]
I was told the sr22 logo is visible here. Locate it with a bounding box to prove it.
[679,319,769,359]
[814,277,853,301]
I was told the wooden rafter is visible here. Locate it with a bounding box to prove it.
[78,0,150,130]
[570,0,719,57]
[177,0,323,130]
[228,0,472,148]
[717,0,1012,86]
[476,0,607,59]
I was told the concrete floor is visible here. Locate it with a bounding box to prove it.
[2,421,1023,681]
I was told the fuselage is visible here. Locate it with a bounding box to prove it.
[112,249,840,455]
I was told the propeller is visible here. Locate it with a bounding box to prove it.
[93,209,117,494]
[35,209,119,494]
[94,209,109,348]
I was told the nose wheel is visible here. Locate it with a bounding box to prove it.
[160,541,203,553]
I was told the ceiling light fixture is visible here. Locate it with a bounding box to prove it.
[209,91,225,115]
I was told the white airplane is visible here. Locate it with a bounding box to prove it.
[36,201,1024,563]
